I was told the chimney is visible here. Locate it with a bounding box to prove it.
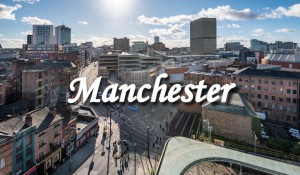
[49,107,57,116]
[25,114,32,126]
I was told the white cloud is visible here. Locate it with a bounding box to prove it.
[0,38,25,48]
[0,3,22,20]
[13,0,40,4]
[275,28,296,33]
[21,16,52,25]
[149,24,187,38]
[218,35,249,48]
[252,28,264,36]
[20,30,32,36]
[138,5,258,26]
[78,21,88,25]
[226,23,240,28]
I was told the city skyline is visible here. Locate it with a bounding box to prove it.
[0,0,300,48]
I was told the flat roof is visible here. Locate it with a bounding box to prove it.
[157,137,300,175]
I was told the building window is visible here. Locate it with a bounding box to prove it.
[53,153,60,163]
[293,108,297,112]
[272,104,275,109]
[279,97,283,102]
[251,85,255,90]
[293,116,297,122]
[39,152,44,160]
[287,107,291,111]
[287,98,291,103]
[251,94,255,98]
[264,79,268,84]
[279,81,283,86]
[244,85,248,89]
[293,99,297,103]
[54,131,60,138]
[245,78,248,82]
[272,87,276,92]
[264,95,268,100]
[293,82,297,87]
[251,79,255,83]
[258,102,261,107]
[39,131,46,137]
[279,106,283,110]
[239,78,242,82]
[16,143,22,152]
[257,79,261,84]
[288,82,291,86]
[257,94,261,99]
[0,158,5,169]
[257,86,261,90]
[271,96,275,101]
[287,115,291,121]
[39,139,46,148]
[45,159,52,169]
[271,81,276,85]
[263,87,268,91]
[26,135,32,146]
[26,147,32,157]
[16,153,22,163]
[293,90,297,94]
[287,89,291,94]
[264,103,268,108]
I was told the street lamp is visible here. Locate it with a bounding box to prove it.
[147,126,150,158]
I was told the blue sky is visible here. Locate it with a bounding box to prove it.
[0,0,300,48]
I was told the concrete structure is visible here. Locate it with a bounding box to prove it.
[98,54,118,72]
[224,42,244,51]
[113,37,130,52]
[250,39,269,51]
[118,53,161,76]
[262,49,300,69]
[22,44,62,59]
[154,36,159,43]
[233,66,300,125]
[202,93,256,143]
[156,137,300,175]
[55,25,71,45]
[132,41,147,53]
[120,65,160,87]
[32,25,54,45]
[190,18,216,55]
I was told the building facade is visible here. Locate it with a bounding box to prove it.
[233,67,300,125]
[32,25,54,45]
[154,36,159,43]
[190,18,216,55]
[0,137,13,175]
[55,25,71,45]
[113,37,130,51]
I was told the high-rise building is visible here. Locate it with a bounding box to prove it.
[250,39,269,51]
[154,36,159,43]
[113,37,130,51]
[32,25,54,45]
[55,25,71,45]
[190,18,216,55]
[27,34,33,44]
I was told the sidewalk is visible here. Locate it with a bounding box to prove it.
[52,136,100,175]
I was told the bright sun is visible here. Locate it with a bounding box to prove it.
[101,0,134,17]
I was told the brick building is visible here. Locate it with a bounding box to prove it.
[0,137,13,174]
[202,93,256,143]
[30,107,63,174]
[184,71,231,87]
[232,67,300,125]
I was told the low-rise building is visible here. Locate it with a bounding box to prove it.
[184,71,231,87]
[202,93,256,143]
[232,66,300,125]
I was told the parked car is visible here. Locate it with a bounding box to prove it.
[261,134,270,139]
[289,128,299,134]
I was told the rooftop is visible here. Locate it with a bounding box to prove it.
[157,137,300,175]
[233,66,300,79]
[202,93,257,118]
